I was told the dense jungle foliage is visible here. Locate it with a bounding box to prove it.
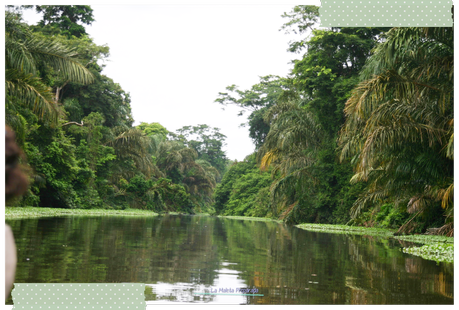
[5,6,227,213]
[214,6,453,236]
[5,5,454,236]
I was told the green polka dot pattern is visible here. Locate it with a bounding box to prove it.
[319,0,453,26]
[11,283,145,309]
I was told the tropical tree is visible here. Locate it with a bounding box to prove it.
[279,5,320,53]
[5,7,210,213]
[137,122,169,166]
[154,140,219,211]
[215,75,296,148]
[182,159,219,210]
[106,127,158,181]
[290,27,389,135]
[172,124,229,177]
[257,100,323,221]
[339,27,454,235]
[283,9,391,224]
[212,7,387,223]
[20,5,96,38]
[146,178,194,212]
[5,10,94,129]
[137,122,169,139]
[213,153,272,217]
[5,9,103,210]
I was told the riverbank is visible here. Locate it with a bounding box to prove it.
[5,207,159,219]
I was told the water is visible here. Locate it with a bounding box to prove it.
[6,214,454,304]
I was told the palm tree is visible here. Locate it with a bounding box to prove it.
[257,100,323,220]
[5,11,94,128]
[183,159,219,209]
[155,140,195,175]
[154,140,220,210]
[106,126,159,182]
[338,27,453,235]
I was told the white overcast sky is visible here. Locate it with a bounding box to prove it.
[11,0,321,161]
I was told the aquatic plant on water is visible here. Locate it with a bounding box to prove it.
[402,243,454,263]
[5,207,158,219]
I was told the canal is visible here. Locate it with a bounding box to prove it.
[6,214,454,304]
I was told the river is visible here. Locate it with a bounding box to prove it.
[5,214,454,304]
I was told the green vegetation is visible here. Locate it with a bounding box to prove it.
[217,215,282,223]
[213,153,273,217]
[296,223,453,262]
[5,6,227,214]
[5,206,159,218]
[213,5,454,238]
[339,27,453,236]
[5,5,454,240]
[394,234,454,244]
[402,244,454,263]
[296,223,396,237]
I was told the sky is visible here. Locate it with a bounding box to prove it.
[15,1,321,161]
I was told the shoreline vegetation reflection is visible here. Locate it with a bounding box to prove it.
[6,214,453,305]
[6,207,454,264]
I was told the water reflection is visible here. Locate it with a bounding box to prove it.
[6,214,453,304]
[146,265,247,304]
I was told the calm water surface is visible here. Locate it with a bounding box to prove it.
[6,215,453,304]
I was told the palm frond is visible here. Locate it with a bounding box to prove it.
[339,26,454,224]
[6,68,61,124]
